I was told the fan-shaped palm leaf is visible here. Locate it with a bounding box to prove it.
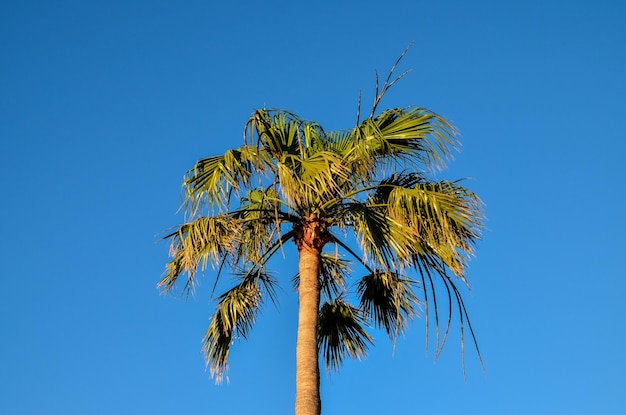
[318,297,373,371]
[158,215,243,294]
[356,271,419,339]
[183,146,273,215]
[387,180,482,278]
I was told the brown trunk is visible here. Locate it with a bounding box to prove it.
[295,245,321,415]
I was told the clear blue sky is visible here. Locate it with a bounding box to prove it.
[1,1,625,414]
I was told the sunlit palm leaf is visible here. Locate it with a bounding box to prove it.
[159,215,243,294]
[276,151,348,213]
[202,269,277,382]
[251,109,304,158]
[183,146,272,214]
[387,180,482,278]
[345,108,458,181]
[345,201,417,270]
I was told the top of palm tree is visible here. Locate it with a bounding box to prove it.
[159,44,484,381]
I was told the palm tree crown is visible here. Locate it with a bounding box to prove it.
[159,54,483,414]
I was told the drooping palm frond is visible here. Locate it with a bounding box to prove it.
[387,180,483,278]
[159,215,244,295]
[160,186,294,297]
[361,173,482,365]
[414,256,484,379]
[356,271,419,340]
[231,189,291,264]
[318,297,373,371]
[318,252,351,301]
[202,269,277,382]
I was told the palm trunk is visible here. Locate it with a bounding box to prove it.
[295,246,321,415]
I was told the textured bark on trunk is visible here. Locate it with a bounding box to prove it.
[295,246,321,415]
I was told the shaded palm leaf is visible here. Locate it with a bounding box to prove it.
[357,271,419,340]
[318,297,373,371]
[232,188,291,265]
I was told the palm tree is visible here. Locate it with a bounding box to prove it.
[158,50,483,415]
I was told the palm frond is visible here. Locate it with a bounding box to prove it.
[183,146,272,215]
[415,256,485,379]
[202,269,276,382]
[356,271,419,340]
[346,201,417,270]
[318,297,373,371]
[231,188,292,265]
[348,108,458,176]
[387,180,483,278]
[251,110,303,158]
[275,150,349,214]
[319,251,351,300]
[159,215,243,295]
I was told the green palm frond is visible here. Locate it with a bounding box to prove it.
[356,271,419,340]
[387,180,482,278]
[250,109,330,158]
[345,201,417,270]
[238,188,282,214]
[251,110,303,157]
[159,215,243,295]
[183,146,272,214]
[325,129,354,159]
[318,297,373,371]
[297,151,347,193]
[232,188,291,264]
[346,108,458,180]
[202,269,276,382]
[371,172,425,203]
[249,109,357,215]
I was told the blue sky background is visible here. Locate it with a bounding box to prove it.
[1,1,625,414]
